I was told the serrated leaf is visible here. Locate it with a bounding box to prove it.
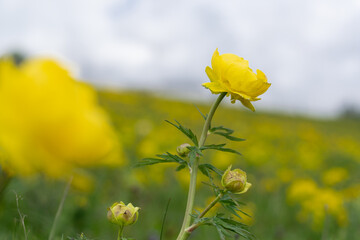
[220,201,242,219]
[200,143,226,149]
[134,152,186,168]
[198,165,212,181]
[201,144,242,155]
[211,214,255,240]
[133,158,173,167]
[210,126,234,134]
[199,163,224,176]
[219,194,251,219]
[219,218,253,239]
[213,132,246,142]
[210,126,246,142]
[227,194,251,218]
[161,152,187,163]
[214,224,226,240]
[165,120,199,146]
[175,164,187,171]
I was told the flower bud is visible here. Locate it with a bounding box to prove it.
[176,143,191,157]
[107,201,140,226]
[221,165,252,194]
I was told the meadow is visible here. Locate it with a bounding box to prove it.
[0,90,359,240]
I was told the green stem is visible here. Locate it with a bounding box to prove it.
[199,191,224,219]
[176,92,226,240]
[185,192,224,234]
[48,176,73,240]
[198,92,226,147]
[117,225,124,240]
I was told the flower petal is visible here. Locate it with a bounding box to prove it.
[239,98,255,112]
[220,54,247,67]
[236,182,252,194]
[202,82,227,94]
[205,66,217,83]
[231,94,256,111]
[211,49,221,78]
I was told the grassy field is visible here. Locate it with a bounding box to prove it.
[1,90,359,240]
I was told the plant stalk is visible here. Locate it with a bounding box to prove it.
[48,176,73,240]
[176,92,226,240]
[185,192,224,234]
[117,225,124,240]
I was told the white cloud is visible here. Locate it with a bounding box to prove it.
[0,0,359,116]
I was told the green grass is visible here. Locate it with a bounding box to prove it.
[0,90,359,240]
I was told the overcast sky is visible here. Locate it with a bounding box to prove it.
[0,0,359,117]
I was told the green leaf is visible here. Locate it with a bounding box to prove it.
[200,144,242,155]
[175,164,187,171]
[193,104,208,121]
[210,126,246,142]
[165,120,199,146]
[219,194,250,219]
[214,132,246,142]
[187,146,202,167]
[198,164,212,179]
[199,163,224,176]
[211,214,255,240]
[214,224,227,240]
[134,152,187,168]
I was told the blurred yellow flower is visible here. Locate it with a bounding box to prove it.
[322,167,348,186]
[203,49,271,111]
[0,58,123,178]
[287,179,318,202]
[287,179,348,229]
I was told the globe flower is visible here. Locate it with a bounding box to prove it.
[107,201,140,226]
[221,165,252,194]
[0,58,123,178]
[203,49,271,111]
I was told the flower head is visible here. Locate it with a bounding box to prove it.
[0,58,122,178]
[221,165,252,194]
[203,49,271,111]
[107,201,140,226]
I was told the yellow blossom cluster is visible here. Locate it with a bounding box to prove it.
[0,58,123,178]
[287,179,348,228]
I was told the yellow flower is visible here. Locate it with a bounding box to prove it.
[203,49,271,111]
[322,167,348,186]
[107,201,140,226]
[287,179,348,229]
[287,179,318,202]
[0,58,123,178]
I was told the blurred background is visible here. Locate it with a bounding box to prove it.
[0,0,360,240]
[1,0,360,117]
